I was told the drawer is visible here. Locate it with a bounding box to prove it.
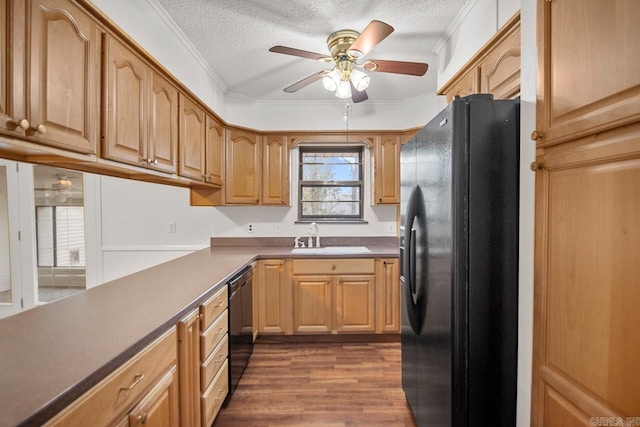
[201,360,229,427]
[201,335,228,393]
[292,258,375,275]
[46,327,177,427]
[200,286,228,331]
[200,309,228,360]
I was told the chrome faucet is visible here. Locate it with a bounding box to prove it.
[309,222,320,248]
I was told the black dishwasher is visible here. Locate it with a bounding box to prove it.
[227,266,253,399]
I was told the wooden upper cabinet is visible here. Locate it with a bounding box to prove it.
[438,12,520,103]
[536,0,640,146]
[103,35,148,167]
[148,71,178,174]
[443,68,479,104]
[179,94,205,181]
[0,0,100,152]
[479,22,520,100]
[226,128,261,204]
[262,134,289,205]
[205,115,224,186]
[104,37,179,174]
[0,0,25,138]
[373,135,400,204]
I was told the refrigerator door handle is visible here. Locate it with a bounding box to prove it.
[409,228,417,302]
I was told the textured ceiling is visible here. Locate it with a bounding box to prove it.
[152,0,466,103]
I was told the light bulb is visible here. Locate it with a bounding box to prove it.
[350,69,370,91]
[335,80,352,99]
[322,69,341,91]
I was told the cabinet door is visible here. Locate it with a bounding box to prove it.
[373,135,400,204]
[148,71,178,174]
[536,0,640,146]
[204,115,224,186]
[262,134,289,205]
[0,0,26,138]
[177,309,201,427]
[226,129,261,204]
[292,275,332,333]
[28,0,100,154]
[532,126,640,427]
[335,275,375,332]
[128,366,180,427]
[479,23,520,100]
[257,259,291,334]
[179,94,205,180]
[103,35,147,166]
[376,259,400,333]
[444,67,479,103]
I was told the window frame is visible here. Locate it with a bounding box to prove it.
[298,146,364,221]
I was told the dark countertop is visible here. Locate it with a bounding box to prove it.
[0,239,398,427]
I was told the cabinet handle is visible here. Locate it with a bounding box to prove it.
[215,300,224,307]
[119,373,144,392]
[332,264,336,271]
[147,158,158,166]
[379,198,382,203]
[32,124,47,135]
[530,130,543,141]
[137,413,148,424]
[8,118,30,130]
[530,161,542,171]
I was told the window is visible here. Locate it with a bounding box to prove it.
[298,146,363,221]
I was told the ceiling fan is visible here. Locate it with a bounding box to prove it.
[269,20,429,103]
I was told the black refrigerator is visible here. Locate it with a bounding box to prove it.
[400,94,519,427]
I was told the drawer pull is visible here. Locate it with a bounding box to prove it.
[216,327,224,336]
[137,413,148,424]
[120,373,144,392]
[215,300,224,307]
[332,264,336,271]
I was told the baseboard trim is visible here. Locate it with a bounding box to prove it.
[255,333,400,344]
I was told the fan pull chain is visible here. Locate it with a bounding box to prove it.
[343,100,352,143]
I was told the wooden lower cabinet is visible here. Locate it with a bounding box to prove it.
[291,259,376,334]
[178,309,201,427]
[257,259,292,334]
[375,258,400,333]
[125,366,180,427]
[46,328,179,427]
[259,258,399,336]
[198,286,229,426]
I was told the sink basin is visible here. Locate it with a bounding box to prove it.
[290,246,371,255]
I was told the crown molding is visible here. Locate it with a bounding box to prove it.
[432,0,480,54]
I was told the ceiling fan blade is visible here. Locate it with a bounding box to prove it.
[269,45,331,61]
[347,20,394,58]
[364,59,428,76]
[283,71,325,93]
[350,81,368,103]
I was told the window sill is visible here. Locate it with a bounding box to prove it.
[295,219,369,225]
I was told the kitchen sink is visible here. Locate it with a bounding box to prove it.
[290,246,371,255]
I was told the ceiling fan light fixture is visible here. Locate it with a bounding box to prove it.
[322,68,341,91]
[350,69,370,91]
[347,48,363,59]
[335,80,352,99]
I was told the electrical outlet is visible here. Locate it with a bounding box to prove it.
[167,222,176,233]
[274,224,282,233]
[247,224,254,233]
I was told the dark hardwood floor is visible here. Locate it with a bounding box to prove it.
[214,341,417,427]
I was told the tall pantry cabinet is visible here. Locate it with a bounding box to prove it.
[531,1,640,426]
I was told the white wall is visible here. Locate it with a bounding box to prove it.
[212,144,398,238]
[87,175,214,284]
[89,0,445,132]
[517,1,536,425]
[434,0,520,91]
